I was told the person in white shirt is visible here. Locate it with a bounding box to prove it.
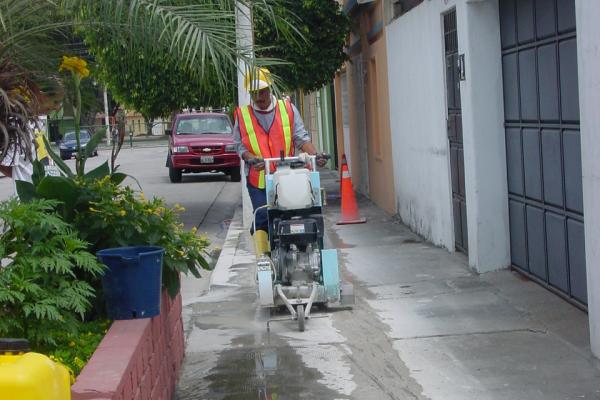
[0,142,35,196]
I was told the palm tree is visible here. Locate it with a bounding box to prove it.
[0,0,68,161]
[0,0,297,161]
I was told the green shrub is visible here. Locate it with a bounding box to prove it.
[40,319,111,378]
[18,161,210,298]
[73,176,210,297]
[0,199,105,347]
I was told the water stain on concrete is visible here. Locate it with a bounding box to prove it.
[177,333,345,400]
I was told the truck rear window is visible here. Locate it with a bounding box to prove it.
[176,117,232,135]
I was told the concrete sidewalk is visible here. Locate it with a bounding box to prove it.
[178,168,600,399]
[319,169,600,399]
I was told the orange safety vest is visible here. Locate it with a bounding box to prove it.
[237,99,295,189]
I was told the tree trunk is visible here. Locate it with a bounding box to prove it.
[144,116,154,136]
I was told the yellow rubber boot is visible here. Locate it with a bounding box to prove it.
[254,230,270,257]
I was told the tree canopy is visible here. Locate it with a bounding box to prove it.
[83,31,235,120]
[0,0,297,155]
[254,0,350,93]
[75,0,298,119]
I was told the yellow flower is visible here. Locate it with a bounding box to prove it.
[68,341,76,348]
[74,357,85,369]
[119,210,126,217]
[10,86,31,102]
[59,55,90,78]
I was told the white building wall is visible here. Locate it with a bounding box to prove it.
[459,0,510,272]
[575,0,600,359]
[386,2,455,249]
[386,0,510,272]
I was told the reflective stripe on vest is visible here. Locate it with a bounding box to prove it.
[238,101,294,189]
[239,106,265,188]
[277,100,292,156]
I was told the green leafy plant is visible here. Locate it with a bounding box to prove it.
[16,159,126,216]
[16,158,206,298]
[1,0,298,157]
[40,319,111,378]
[83,29,235,123]
[56,55,106,176]
[255,0,350,92]
[0,199,105,347]
[73,176,210,297]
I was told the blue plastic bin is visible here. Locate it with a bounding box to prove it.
[96,246,164,320]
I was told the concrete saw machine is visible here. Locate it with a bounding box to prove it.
[252,154,353,331]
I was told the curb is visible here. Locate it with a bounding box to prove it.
[208,206,245,290]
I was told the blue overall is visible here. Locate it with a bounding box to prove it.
[247,183,268,234]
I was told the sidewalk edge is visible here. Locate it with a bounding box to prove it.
[208,205,244,290]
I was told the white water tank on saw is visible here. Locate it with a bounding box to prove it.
[273,168,313,210]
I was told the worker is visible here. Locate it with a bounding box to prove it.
[233,67,327,256]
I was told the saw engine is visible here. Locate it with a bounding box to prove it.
[271,217,322,287]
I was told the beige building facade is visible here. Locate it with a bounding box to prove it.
[334,0,396,215]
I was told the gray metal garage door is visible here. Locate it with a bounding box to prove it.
[500,0,586,305]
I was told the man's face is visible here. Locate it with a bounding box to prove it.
[251,88,271,110]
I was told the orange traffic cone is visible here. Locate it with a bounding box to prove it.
[337,154,366,225]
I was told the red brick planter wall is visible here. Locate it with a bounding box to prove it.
[72,291,185,400]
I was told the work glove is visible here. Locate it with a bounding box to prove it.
[246,156,265,171]
[316,153,329,168]
[298,152,329,168]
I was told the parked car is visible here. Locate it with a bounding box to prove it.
[58,130,98,160]
[166,113,240,183]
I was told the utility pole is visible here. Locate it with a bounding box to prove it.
[236,1,253,107]
[236,1,254,227]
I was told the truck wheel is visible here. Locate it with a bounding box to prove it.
[169,166,182,183]
[229,167,241,182]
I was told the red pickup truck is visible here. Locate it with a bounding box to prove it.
[166,112,241,183]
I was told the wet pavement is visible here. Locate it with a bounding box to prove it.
[176,169,600,400]
[175,197,426,400]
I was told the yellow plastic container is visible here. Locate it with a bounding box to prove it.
[0,352,71,400]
